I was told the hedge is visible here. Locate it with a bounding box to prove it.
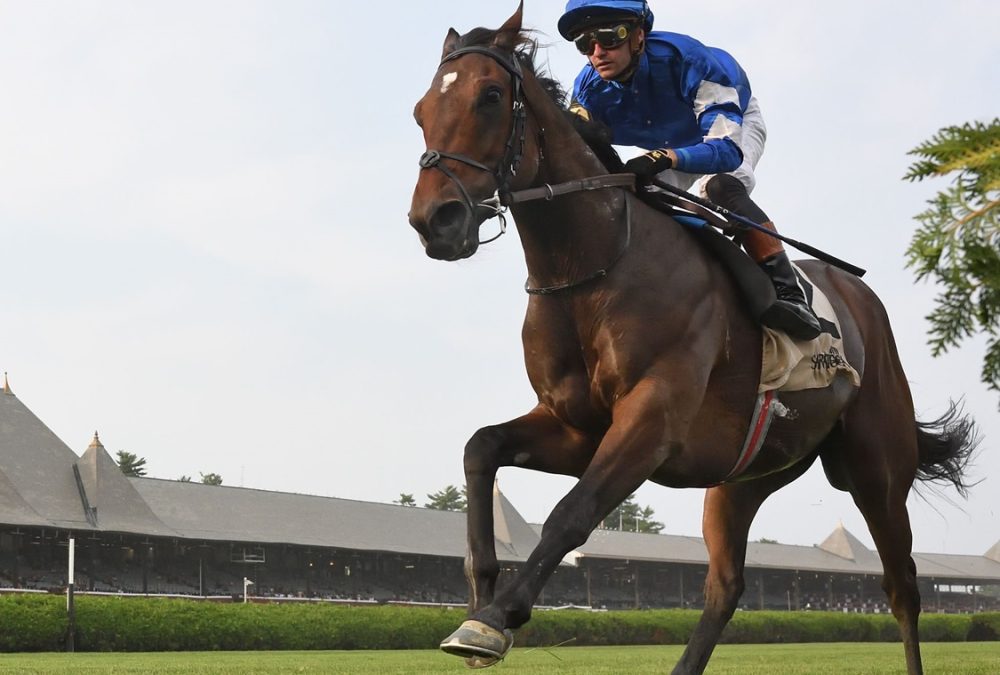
[0,593,67,652]
[0,595,996,652]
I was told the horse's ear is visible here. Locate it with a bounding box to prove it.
[492,1,524,50]
[441,28,461,59]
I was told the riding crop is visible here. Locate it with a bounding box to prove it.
[648,177,866,277]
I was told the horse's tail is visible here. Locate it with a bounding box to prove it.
[914,402,980,497]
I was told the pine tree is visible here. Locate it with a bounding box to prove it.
[599,494,664,533]
[115,451,147,477]
[425,485,467,512]
[199,472,224,485]
[905,119,1000,404]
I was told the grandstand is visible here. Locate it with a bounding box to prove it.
[2,379,998,612]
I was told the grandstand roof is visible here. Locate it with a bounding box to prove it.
[76,434,175,537]
[550,520,1000,582]
[2,386,999,582]
[559,527,709,565]
[0,389,536,560]
[129,477,536,562]
[0,387,544,561]
[0,464,50,528]
[912,552,1000,582]
[492,481,540,559]
[747,539,878,575]
[0,388,93,530]
[817,522,883,568]
[561,525,874,575]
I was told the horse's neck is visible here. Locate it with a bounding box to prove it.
[512,73,630,289]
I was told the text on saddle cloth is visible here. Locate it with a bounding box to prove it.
[760,263,861,394]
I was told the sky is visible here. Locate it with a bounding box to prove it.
[1,1,998,558]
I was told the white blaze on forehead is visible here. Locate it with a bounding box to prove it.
[440,71,458,94]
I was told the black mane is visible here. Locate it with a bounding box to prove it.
[454,27,566,106]
[452,26,624,172]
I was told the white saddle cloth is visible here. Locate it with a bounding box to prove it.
[759,265,861,394]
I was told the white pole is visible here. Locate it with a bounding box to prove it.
[67,537,76,652]
[67,538,75,610]
[68,537,75,585]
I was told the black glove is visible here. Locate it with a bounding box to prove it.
[624,149,673,180]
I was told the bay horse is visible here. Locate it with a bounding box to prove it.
[407,5,976,673]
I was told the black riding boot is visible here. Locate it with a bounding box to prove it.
[759,252,822,340]
[703,174,822,340]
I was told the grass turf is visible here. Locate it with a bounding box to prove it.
[0,643,997,674]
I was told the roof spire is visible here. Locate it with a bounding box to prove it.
[2,372,11,395]
[88,431,104,450]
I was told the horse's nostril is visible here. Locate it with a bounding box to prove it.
[431,201,470,234]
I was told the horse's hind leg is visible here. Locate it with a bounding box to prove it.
[463,406,596,611]
[673,458,817,675]
[834,387,924,674]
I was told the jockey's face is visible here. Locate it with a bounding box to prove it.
[587,26,644,80]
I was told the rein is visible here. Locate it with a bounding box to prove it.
[506,173,635,204]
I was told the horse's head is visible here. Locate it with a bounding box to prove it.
[408,4,538,261]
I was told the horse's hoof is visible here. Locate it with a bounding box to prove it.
[440,619,513,666]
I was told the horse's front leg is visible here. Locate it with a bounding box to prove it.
[463,406,596,612]
[444,375,706,666]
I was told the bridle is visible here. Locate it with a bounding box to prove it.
[417,45,635,242]
[417,45,529,244]
[416,43,637,293]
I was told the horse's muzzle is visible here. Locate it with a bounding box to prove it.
[411,199,480,261]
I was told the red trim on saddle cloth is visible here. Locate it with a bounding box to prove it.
[719,390,776,483]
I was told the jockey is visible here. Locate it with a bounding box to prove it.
[559,0,822,341]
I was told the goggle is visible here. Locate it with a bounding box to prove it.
[573,24,634,56]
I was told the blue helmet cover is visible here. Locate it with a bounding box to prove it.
[558,0,654,40]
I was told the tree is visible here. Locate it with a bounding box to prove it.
[395,493,417,507]
[199,472,224,486]
[600,494,664,533]
[637,505,665,534]
[115,451,147,477]
[425,485,467,512]
[905,119,1000,404]
[178,475,192,482]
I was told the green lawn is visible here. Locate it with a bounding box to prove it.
[0,643,997,674]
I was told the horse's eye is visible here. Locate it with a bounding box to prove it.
[484,87,504,105]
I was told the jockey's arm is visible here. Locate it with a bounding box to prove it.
[672,99,744,175]
[671,53,746,175]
